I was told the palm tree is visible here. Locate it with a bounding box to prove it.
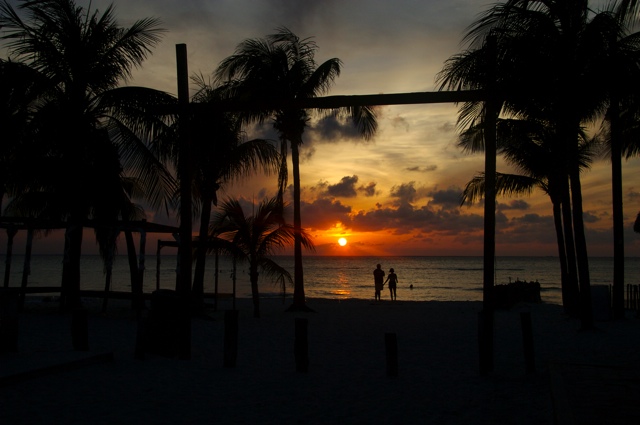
[437,0,627,329]
[0,0,176,309]
[595,2,640,319]
[460,117,599,315]
[214,27,377,312]
[187,78,281,312]
[210,197,314,318]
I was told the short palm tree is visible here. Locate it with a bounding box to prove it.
[0,0,176,309]
[210,197,314,318]
[215,27,377,312]
[186,78,281,312]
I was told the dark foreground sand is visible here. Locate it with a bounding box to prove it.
[1,296,639,425]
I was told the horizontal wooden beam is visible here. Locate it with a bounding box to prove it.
[153,90,485,115]
[0,218,179,233]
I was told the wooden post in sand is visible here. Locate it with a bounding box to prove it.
[223,310,238,367]
[294,318,309,372]
[385,333,398,377]
[176,43,192,361]
[479,33,498,376]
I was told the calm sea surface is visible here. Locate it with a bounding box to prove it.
[3,255,640,306]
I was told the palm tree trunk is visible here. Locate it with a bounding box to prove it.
[102,260,113,314]
[552,200,571,313]
[610,98,625,319]
[569,163,594,329]
[61,222,83,312]
[288,139,311,312]
[192,190,214,313]
[124,230,144,311]
[561,180,580,317]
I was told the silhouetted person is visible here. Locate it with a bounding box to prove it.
[373,264,385,301]
[385,268,398,300]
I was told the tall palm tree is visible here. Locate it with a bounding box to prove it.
[0,0,176,309]
[460,117,599,315]
[437,0,625,329]
[214,27,377,312]
[210,197,314,318]
[595,1,640,319]
[187,78,281,312]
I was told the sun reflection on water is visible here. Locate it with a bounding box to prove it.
[331,271,351,297]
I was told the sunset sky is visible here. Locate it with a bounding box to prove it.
[2,0,639,257]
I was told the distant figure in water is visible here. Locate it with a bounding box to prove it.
[373,264,385,301]
[385,268,398,300]
[409,284,413,289]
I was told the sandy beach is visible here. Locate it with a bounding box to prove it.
[1,296,639,425]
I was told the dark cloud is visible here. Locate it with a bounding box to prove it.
[327,175,359,198]
[310,114,373,143]
[256,187,269,200]
[312,176,377,198]
[300,145,316,163]
[358,181,377,197]
[300,198,351,230]
[350,202,483,235]
[497,200,530,211]
[427,187,463,209]
[406,165,438,172]
[583,211,600,223]
[496,213,558,246]
[626,189,640,202]
[390,115,410,132]
[390,182,418,205]
[512,213,548,224]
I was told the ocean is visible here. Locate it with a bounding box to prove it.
[3,255,639,306]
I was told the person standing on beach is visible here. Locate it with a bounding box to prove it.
[385,268,398,300]
[373,264,385,301]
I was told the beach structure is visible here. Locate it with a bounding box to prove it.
[0,217,178,308]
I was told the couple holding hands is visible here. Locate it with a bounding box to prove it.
[373,264,398,301]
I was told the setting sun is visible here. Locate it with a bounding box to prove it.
[338,237,347,246]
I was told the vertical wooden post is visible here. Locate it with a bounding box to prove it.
[214,250,219,312]
[480,33,498,376]
[294,318,309,372]
[176,44,191,295]
[610,94,625,320]
[156,241,162,291]
[223,309,238,367]
[521,311,535,374]
[232,256,237,311]
[385,332,398,377]
[176,43,192,360]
